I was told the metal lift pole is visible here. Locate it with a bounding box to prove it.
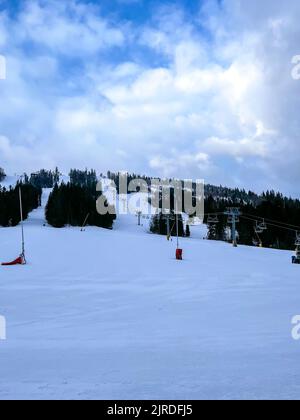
[176,212,179,249]
[225,207,240,247]
[137,211,142,226]
[175,201,179,249]
[19,187,25,257]
[232,215,237,247]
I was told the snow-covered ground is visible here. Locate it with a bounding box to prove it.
[1,189,300,400]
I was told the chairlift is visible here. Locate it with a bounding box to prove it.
[207,215,219,224]
[295,232,300,247]
[258,219,267,231]
[253,222,263,247]
[254,221,264,234]
[292,243,300,264]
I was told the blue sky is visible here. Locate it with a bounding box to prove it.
[1,0,205,24]
[0,0,300,196]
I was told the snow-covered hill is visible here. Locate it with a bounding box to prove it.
[0,189,300,400]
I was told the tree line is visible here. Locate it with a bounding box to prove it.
[150,212,190,238]
[107,171,157,194]
[204,192,300,250]
[45,181,116,229]
[28,168,60,189]
[69,169,97,188]
[0,183,42,227]
[1,167,299,248]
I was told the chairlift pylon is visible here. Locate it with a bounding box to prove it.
[292,234,300,264]
[228,215,239,224]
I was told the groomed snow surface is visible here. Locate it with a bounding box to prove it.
[1,189,300,400]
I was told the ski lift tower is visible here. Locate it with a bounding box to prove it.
[163,210,171,239]
[207,214,219,239]
[224,207,241,247]
[136,211,142,226]
[292,232,300,264]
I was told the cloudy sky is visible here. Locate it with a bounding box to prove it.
[0,0,299,196]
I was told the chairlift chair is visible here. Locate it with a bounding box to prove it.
[292,248,300,264]
[292,232,300,264]
[254,221,264,234]
[295,232,300,247]
[258,219,267,231]
[254,222,264,247]
[207,215,219,224]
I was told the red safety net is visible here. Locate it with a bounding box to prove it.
[2,256,25,266]
[176,248,183,260]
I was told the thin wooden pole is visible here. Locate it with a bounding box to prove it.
[176,201,179,249]
[81,213,90,231]
[19,187,25,257]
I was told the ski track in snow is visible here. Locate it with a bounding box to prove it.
[0,188,300,400]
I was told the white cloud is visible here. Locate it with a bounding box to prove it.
[201,135,270,158]
[149,151,212,178]
[15,1,125,55]
[0,0,300,195]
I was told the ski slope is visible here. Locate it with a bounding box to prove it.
[0,189,300,400]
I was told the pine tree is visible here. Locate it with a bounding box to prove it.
[45,182,116,229]
[150,212,185,237]
[0,182,41,227]
[53,167,60,184]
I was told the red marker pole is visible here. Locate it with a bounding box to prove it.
[19,187,26,264]
[175,202,183,260]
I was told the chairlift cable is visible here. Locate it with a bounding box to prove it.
[240,215,298,233]
[242,213,300,230]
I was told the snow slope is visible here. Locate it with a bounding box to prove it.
[0,190,300,400]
